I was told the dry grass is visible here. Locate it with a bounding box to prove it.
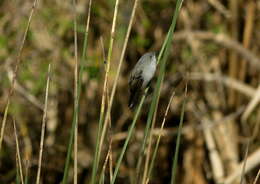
[0,0,260,183]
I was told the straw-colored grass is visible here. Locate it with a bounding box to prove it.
[36,64,51,184]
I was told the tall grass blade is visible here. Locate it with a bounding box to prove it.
[62,0,92,183]
[111,90,148,184]
[98,146,110,184]
[135,0,184,181]
[0,0,39,152]
[16,161,20,184]
[36,64,51,184]
[170,84,187,184]
[146,91,175,182]
[13,120,24,184]
[97,0,140,169]
[90,0,120,183]
[72,0,79,182]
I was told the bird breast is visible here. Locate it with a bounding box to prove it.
[142,60,156,88]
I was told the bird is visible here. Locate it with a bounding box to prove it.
[128,52,157,109]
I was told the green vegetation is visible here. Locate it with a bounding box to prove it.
[0,0,260,184]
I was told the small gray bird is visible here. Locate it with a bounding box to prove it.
[128,52,157,109]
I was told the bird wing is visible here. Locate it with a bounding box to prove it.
[128,71,143,108]
[129,70,143,92]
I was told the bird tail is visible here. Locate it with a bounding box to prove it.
[128,90,141,109]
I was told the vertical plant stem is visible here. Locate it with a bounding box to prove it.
[141,99,159,184]
[72,0,79,183]
[135,0,183,181]
[90,0,120,183]
[16,157,21,184]
[109,144,113,183]
[240,139,250,184]
[146,91,175,183]
[36,64,51,184]
[238,0,255,104]
[111,90,147,184]
[13,120,25,184]
[171,84,187,184]
[0,0,39,152]
[98,142,111,184]
[228,0,239,107]
[98,0,140,164]
[81,0,92,65]
[62,0,92,183]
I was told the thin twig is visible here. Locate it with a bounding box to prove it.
[240,139,250,184]
[207,0,231,18]
[99,143,111,184]
[171,83,187,184]
[13,119,25,184]
[90,0,120,183]
[98,83,113,184]
[62,0,92,182]
[105,85,113,183]
[0,0,39,152]
[72,0,79,182]
[98,0,139,176]
[146,91,175,184]
[6,66,44,111]
[36,64,51,184]
[109,143,113,183]
[111,89,148,184]
[241,85,260,122]
[223,148,260,184]
[142,108,157,184]
[253,169,260,184]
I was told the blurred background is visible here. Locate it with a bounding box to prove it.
[0,0,260,183]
